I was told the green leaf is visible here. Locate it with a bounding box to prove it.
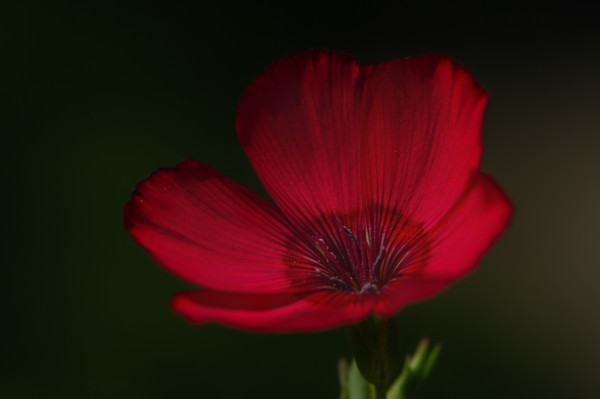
[421,343,442,383]
[385,338,442,399]
[338,358,372,399]
[338,358,350,399]
[409,338,430,372]
[348,359,370,399]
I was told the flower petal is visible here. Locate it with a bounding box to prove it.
[124,159,296,293]
[236,50,366,224]
[236,50,487,226]
[172,290,376,332]
[362,55,488,225]
[374,173,513,316]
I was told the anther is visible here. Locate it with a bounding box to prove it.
[343,226,359,242]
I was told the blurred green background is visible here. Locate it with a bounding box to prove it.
[4,1,599,398]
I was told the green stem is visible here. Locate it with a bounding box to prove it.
[375,384,387,399]
[346,316,401,394]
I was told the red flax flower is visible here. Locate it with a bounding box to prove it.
[124,50,512,333]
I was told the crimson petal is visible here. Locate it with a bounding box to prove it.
[172,290,376,332]
[124,159,297,294]
[374,173,512,316]
[236,50,487,227]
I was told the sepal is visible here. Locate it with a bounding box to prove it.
[346,316,402,391]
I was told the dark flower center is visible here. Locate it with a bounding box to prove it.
[284,207,430,294]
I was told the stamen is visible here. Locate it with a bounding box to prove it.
[284,207,429,295]
[343,226,359,242]
[371,245,386,285]
[315,235,358,290]
[314,268,352,291]
[359,282,378,294]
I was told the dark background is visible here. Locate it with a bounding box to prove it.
[4,1,599,398]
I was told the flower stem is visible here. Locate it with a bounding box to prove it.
[346,315,402,396]
[375,384,387,399]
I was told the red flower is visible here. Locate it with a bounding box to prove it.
[124,50,512,332]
